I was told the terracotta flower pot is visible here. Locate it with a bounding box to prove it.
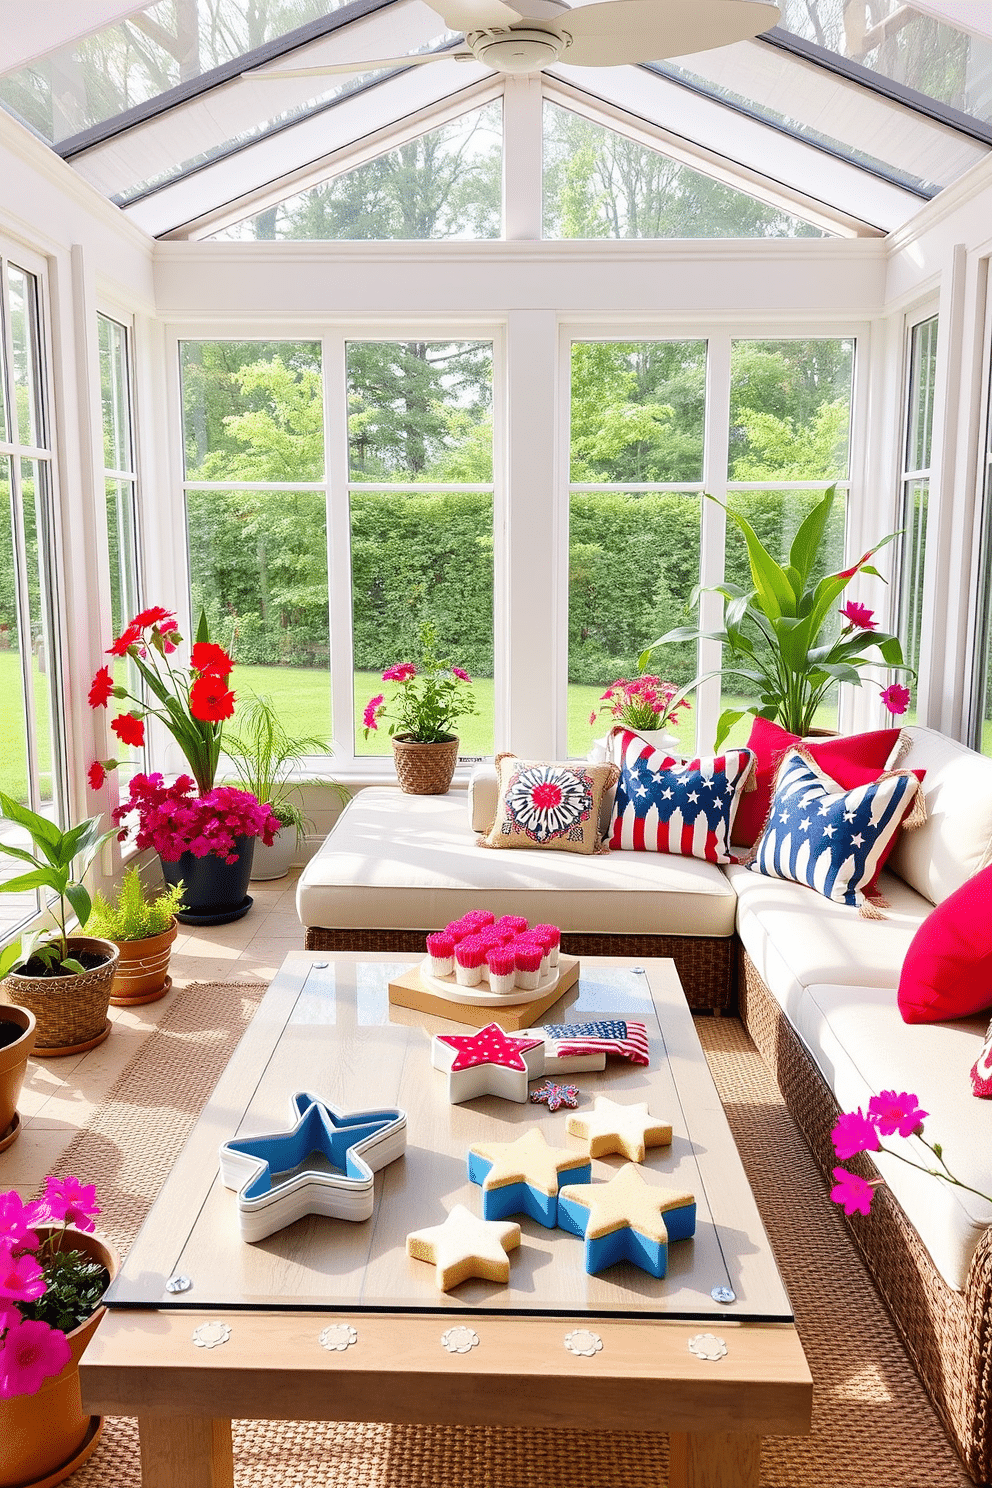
[2,938,119,1057]
[391,734,459,795]
[0,1005,36,1152]
[0,1226,118,1488]
[108,919,178,1007]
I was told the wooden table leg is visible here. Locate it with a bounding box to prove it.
[138,1417,234,1488]
[668,1432,760,1487]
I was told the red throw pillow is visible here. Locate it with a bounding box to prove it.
[898,865,992,1024]
[731,717,799,847]
[806,728,905,785]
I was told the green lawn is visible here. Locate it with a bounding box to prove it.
[0,649,52,805]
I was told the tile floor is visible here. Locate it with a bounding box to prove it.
[5,869,306,1196]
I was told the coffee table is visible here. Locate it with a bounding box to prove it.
[81,952,811,1487]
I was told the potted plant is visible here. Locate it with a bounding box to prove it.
[589,674,692,753]
[363,621,478,795]
[86,867,186,1006]
[0,1176,117,1487]
[223,695,348,881]
[88,606,279,921]
[0,1005,36,1153]
[0,793,119,1056]
[641,484,914,749]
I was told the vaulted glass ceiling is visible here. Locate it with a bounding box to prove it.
[0,0,989,238]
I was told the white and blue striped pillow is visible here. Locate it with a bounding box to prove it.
[748,748,920,908]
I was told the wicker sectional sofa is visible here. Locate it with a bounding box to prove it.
[297,724,992,1481]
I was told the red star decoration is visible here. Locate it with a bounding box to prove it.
[437,1023,544,1074]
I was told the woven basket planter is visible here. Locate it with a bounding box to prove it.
[391,734,459,795]
[2,937,119,1055]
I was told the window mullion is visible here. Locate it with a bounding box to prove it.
[697,332,731,757]
[325,332,353,759]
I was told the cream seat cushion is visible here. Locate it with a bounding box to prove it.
[726,861,932,1020]
[791,982,992,1291]
[296,787,738,937]
[888,725,992,904]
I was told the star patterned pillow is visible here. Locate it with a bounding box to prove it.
[747,747,922,909]
[608,728,755,863]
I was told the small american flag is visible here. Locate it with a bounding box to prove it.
[542,1020,650,1066]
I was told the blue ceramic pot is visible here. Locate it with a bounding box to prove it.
[160,835,255,925]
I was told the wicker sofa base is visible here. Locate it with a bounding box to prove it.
[303,927,734,1012]
[738,947,992,1485]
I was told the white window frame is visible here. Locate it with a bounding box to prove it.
[967,264,992,752]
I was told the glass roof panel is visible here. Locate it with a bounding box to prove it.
[648,31,989,196]
[543,100,827,237]
[207,99,502,238]
[775,0,992,126]
[0,0,356,145]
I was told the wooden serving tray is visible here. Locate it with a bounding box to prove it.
[388,955,580,1029]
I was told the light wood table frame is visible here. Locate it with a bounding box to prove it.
[82,952,811,1487]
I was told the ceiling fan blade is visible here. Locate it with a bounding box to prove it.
[428,0,525,30]
[558,0,780,66]
[243,51,472,79]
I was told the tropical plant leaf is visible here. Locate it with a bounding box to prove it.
[60,958,86,974]
[714,708,749,751]
[788,485,836,590]
[65,882,92,931]
[0,868,55,894]
[720,499,797,620]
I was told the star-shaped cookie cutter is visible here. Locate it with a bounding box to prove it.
[219,1091,406,1242]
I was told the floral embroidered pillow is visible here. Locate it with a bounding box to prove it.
[479,754,620,854]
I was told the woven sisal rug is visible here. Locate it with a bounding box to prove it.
[47,981,970,1488]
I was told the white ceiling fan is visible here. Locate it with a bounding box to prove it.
[243,0,780,82]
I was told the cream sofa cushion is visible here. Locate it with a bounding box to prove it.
[887,725,992,904]
[726,861,932,1020]
[790,982,992,1291]
[297,786,738,937]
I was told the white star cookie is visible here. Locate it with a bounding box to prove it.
[406,1204,521,1291]
[469,1127,590,1196]
[566,1095,672,1163]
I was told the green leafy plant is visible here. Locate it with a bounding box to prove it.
[87,867,186,944]
[223,695,346,847]
[363,621,478,744]
[641,485,913,749]
[0,793,118,979]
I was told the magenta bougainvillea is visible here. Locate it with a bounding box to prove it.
[112,773,279,863]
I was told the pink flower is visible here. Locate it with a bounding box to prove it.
[0,1317,71,1398]
[0,1249,45,1303]
[839,601,876,630]
[0,1193,39,1253]
[451,667,472,683]
[33,1176,100,1233]
[113,774,275,863]
[589,712,597,726]
[830,1167,877,1217]
[880,683,911,716]
[363,695,384,731]
[868,1091,928,1139]
[382,663,416,683]
[831,1108,880,1160]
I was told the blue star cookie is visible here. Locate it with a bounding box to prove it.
[557,1162,695,1277]
[468,1128,591,1228]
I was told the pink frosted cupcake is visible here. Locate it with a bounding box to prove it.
[426,931,455,977]
[496,914,529,936]
[486,945,517,996]
[530,924,561,968]
[445,921,471,944]
[513,942,544,991]
[455,934,487,987]
[515,933,550,980]
[477,925,510,950]
[462,909,496,930]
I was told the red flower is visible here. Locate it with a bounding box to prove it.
[106,622,142,657]
[880,683,911,716]
[87,761,106,790]
[190,641,234,678]
[132,606,174,628]
[190,674,235,722]
[839,601,876,630]
[111,713,145,747]
[87,666,114,708]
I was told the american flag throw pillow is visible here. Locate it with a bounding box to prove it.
[748,748,921,908]
[542,1020,650,1066]
[608,729,755,863]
